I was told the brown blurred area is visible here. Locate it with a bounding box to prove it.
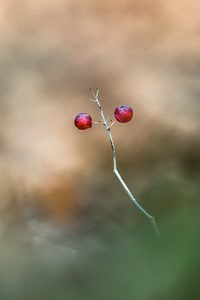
[0,1,200,299]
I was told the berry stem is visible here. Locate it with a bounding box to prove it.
[110,120,117,127]
[90,88,160,237]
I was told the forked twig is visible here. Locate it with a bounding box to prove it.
[90,88,160,237]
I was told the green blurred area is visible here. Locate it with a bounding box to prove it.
[0,208,200,300]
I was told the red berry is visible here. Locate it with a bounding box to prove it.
[74,113,92,130]
[114,105,133,123]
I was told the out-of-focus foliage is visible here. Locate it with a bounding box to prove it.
[0,0,199,299]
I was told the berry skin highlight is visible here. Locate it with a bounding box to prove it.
[114,105,133,123]
[74,113,92,130]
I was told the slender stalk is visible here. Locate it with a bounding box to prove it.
[90,89,160,237]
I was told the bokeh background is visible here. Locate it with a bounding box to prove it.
[0,1,200,299]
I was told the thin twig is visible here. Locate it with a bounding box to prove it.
[90,88,160,237]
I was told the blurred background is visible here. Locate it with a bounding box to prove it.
[0,0,200,299]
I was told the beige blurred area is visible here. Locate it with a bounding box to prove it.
[0,1,200,299]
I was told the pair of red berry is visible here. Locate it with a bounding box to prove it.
[74,105,133,130]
